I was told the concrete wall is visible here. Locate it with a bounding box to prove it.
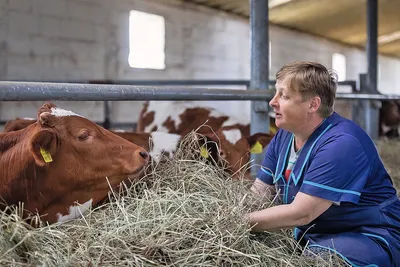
[0,0,399,129]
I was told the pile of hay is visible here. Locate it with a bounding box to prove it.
[0,133,346,266]
[375,139,400,193]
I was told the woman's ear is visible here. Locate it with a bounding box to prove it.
[309,96,321,113]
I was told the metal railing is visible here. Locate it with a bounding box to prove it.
[1,79,399,137]
[1,80,398,101]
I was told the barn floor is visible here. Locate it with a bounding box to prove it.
[375,139,400,194]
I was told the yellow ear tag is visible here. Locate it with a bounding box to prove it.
[250,141,263,154]
[270,126,277,134]
[40,147,53,163]
[200,146,209,159]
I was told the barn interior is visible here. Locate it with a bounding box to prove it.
[0,0,399,266]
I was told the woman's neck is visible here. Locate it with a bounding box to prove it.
[294,116,325,150]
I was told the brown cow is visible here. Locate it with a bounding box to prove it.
[3,119,181,163]
[0,102,149,225]
[4,118,272,180]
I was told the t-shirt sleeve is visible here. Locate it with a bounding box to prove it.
[256,132,279,185]
[299,134,371,204]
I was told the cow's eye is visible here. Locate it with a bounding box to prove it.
[78,131,90,141]
[220,150,226,158]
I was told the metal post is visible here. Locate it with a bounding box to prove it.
[366,0,380,139]
[249,0,270,177]
[367,0,378,94]
[352,74,367,129]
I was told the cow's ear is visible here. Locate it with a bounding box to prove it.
[38,111,57,127]
[247,133,274,154]
[30,129,57,166]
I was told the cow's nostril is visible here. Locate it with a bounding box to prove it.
[139,151,149,159]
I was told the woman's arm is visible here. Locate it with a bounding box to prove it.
[247,192,333,232]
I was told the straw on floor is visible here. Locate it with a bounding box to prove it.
[1,131,375,267]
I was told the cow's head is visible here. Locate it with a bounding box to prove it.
[25,102,149,223]
[197,127,273,179]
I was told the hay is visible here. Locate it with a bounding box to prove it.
[375,139,400,193]
[0,132,348,266]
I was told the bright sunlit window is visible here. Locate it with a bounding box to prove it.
[332,53,346,81]
[129,10,165,70]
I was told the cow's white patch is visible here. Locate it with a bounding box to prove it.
[57,198,93,222]
[145,102,183,132]
[22,117,36,120]
[50,107,82,117]
[222,129,242,145]
[149,132,181,162]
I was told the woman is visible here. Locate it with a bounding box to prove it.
[248,61,400,266]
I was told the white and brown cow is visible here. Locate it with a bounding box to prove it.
[135,101,275,179]
[114,128,273,179]
[0,102,149,225]
[136,101,277,136]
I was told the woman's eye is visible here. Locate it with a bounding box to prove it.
[78,132,90,141]
[280,94,288,99]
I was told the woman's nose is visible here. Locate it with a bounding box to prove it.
[269,95,278,108]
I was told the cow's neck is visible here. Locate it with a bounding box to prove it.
[39,174,127,223]
[0,132,53,219]
[39,187,107,223]
[0,160,49,218]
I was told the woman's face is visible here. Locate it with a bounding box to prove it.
[269,80,311,133]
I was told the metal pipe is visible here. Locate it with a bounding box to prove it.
[0,81,275,101]
[336,93,400,100]
[249,0,270,175]
[367,0,378,94]
[9,79,252,86]
[6,79,357,89]
[0,81,399,101]
[250,0,269,94]
[365,0,379,139]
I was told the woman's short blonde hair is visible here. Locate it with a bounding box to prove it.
[276,61,338,117]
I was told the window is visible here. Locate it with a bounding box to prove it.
[129,10,165,70]
[332,53,346,81]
